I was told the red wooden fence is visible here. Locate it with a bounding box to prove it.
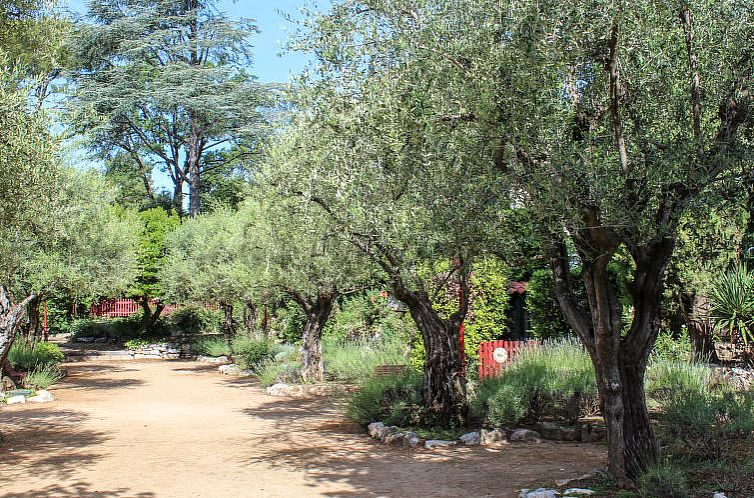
[90,299,180,318]
[477,340,539,380]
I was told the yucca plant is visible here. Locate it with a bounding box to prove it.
[710,265,754,346]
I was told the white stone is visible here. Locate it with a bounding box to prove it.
[404,431,420,448]
[480,428,506,445]
[27,390,55,403]
[459,431,481,445]
[713,493,728,498]
[6,395,25,405]
[368,422,385,438]
[509,429,542,443]
[424,439,457,449]
[196,355,229,363]
[564,489,594,496]
[218,364,242,375]
[519,489,559,498]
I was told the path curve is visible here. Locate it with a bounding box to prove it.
[0,360,605,497]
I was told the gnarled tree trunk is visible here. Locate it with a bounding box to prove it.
[682,293,719,362]
[0,287,37,375]
[221,302,236,348]
[297,293,335,383]
[243,300,257,337]
[392,276,469,427]
[138,296,165,335]
[551,233,674,486]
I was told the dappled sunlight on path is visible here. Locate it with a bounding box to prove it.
[0,360,605,497]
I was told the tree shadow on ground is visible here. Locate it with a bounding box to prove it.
[240,395,607,498]
[0,408,111,482]
[0,482,156,498]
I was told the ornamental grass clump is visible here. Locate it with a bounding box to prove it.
[346,370,423,427]
[323,336,408,383]
[473,338,597,427]
[8,341,64,371]
[23,363,64,390]
[192,336,230,357]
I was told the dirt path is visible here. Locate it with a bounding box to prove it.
[0,360,606,497]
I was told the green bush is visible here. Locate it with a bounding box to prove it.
[255,359,302,386]
[167,305,221,336]
[232,335,277,370]
[270,302,306,343]
[638,464,690,498]
[323,336,408,383]
[648,360,754,460]
[473,339,597,426]
[526,269,573,339]
[23,363,64,390]
[192,336,231,357]
[346,370,423,427]
[651,329,693,363]
[71,315,154,340]
[8,341,64,371]
[325,291,418,347]
[124,339,151,350]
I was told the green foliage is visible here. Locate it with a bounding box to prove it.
[527,269,572,339]
[71,315,168,341]
[464,257,510,357]
[192,336,230,357]
[123,338,150,350]
[270,302,307,344]
[22,363,63,390]
[346,371,424,427]
[710,265,754,345]
[231,335,278,370]
[255,359,302,387]
[130,208,179,299]
[651,330,693,363]
[160,207,253,310]
[323,336,408,383]
[67,0,270,215]
[325,291,415,343]
[473,339,597,426]
[167,305,221,336]
[638,464,690,498]
[8,340,63,371]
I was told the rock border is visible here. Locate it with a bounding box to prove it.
[0,389,55,405]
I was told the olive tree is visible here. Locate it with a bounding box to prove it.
[244,192,376,382]
[161,206,252,345]
[293,0,754,483]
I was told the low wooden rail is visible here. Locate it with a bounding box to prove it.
[373,364,408,378]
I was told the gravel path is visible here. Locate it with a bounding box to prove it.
[0,360,605,497]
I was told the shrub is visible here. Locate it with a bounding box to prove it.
[651,329,693,363]
[710,265,754,345]
[346,370,423,427]
[167,305,221,336]
[192,336,230,357]
[323,336,408,383]
[8,341,64,371]
[325,291,414,343]
[255,359,302,386]
[638,464,690,498]
[124,339,151,350]
[23,364,64,390]
[527,269,573,339]
[473,339,597,426]
[648,360,754,460]
[71,315,148,340]
[232,335,277,370]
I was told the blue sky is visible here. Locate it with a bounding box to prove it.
[63,0,330,83]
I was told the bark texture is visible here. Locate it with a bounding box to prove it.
[222,302,236,347]
[138,296,165,334]
[0,287,36,374]
[392,276,469,427]
[296,293,335,383]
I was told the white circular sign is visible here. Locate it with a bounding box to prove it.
[492,347,509,364]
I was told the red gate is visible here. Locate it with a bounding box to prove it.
[477,340,539,380]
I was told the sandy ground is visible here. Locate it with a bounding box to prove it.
[0,360,606,498]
